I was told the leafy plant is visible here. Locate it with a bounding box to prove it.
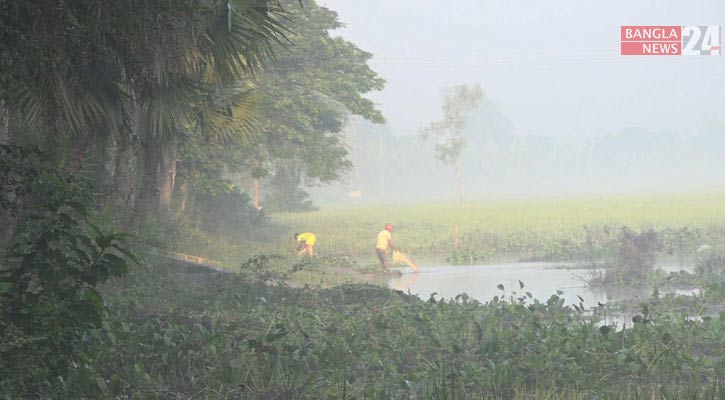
[81,265,725,399]
[0,147,136,396]
[239,254,286,285]
[696,254,725,300]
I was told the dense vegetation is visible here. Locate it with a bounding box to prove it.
[1,1,724,399]
[3,253,722,398]
[0,144,137,396]
[4,146,722,397]
[0,0,385,397]
[0,0,385,238]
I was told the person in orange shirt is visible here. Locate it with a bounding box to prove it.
[375,224,395,269]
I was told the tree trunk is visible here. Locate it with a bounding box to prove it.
[252,178,260,209]
[135,134,162,228]
[455,159,463,205]
[0,102,12,245]
[101,133,117,194]
[112,103,142,229]
[112,133,139,228]
[173,165,198,229]
[158,139,178,216]
[65,133,90,173]
[172,164,186,214]
[0,101,8,144]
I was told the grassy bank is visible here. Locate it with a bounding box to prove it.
[6,256,718,399]
[273,194,725,262]
[3,225,723,398]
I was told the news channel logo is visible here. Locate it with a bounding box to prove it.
[621,26,721,56]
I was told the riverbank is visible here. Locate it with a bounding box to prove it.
[90,258,722,398]
[5,242,721,398]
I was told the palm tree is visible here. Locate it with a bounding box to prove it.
[1,0,291,227]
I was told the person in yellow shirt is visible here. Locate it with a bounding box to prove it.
[375,224,395,269]
[294,232,316,256]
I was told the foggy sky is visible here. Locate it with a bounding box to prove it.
[321,0,725,140]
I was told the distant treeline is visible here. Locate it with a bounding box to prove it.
[313,113,725,204]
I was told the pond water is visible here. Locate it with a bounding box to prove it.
[388,262,697,311]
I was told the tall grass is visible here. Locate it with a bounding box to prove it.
[273,193,725,261]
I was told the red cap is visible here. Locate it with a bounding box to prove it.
[385,224,393,231]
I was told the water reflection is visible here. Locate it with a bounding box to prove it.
[388,262,695,310]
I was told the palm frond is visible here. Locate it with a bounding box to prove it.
[4,0,292,163]
[10,71,128,143]
[203,0,293,81]
[189,80,263,145]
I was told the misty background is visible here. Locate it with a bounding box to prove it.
[306,0,725,204]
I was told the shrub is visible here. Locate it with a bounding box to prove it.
[0,145,135,396]
[195,189,268,237]
[696,254,724,300]
[605,227,662,284]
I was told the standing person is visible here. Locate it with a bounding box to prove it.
[375,224,395,270]
[294,232,316,256]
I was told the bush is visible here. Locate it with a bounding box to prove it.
[0,144,44,245]
[262,165,319,213]
[696,254,724,280]
[605,227,662,284]
[0,145,135,397]
[195,190,268,237]
[696,254,724,300]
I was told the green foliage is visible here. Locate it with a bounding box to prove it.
[173,131,273,239]
[239,253,286,284]
[263,164,319,212]
[247,0,385,211]
[196,189,268,236]
[238,253,340,285]
[0,146,136,396]
[0,144,42,214]
[420,84,485,167]
[1,0,293,235]
[136,213,189,250]
[447,248,495,265]
[42,262,725,398]
[174,0,387,215]
[696,254,724,281]
[695,254,725,300]
[179,135,250,197]
[1,0,289,139]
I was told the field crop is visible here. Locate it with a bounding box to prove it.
[273,194,725,263]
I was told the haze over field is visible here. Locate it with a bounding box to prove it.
[3,2,725,398]
[311,0,725,203]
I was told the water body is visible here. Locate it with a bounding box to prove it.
[388,262,696,310]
